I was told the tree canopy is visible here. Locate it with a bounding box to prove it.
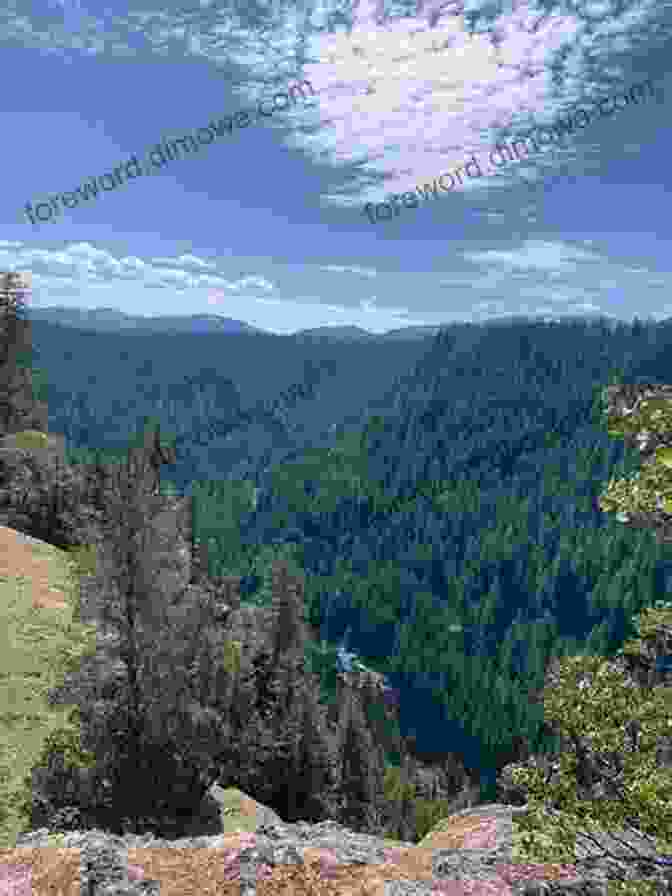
[509,381,672,896]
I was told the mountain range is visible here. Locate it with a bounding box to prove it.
[25,306,446,341]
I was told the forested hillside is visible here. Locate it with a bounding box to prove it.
[5,271,672,850]
[28,316,431,487]
[0,272,478,848]
[178,314,672,799]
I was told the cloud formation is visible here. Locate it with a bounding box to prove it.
[6,0,664,212]
[289,0,665,206]
[2,238,671,336]
[297,0,580,204]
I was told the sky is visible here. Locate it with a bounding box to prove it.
[2,0,672,335]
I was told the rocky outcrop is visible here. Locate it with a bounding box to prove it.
[0,806,559,896]
[10,801,664,896]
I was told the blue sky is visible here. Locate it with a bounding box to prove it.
[2,0,671,335]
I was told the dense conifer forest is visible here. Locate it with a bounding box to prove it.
[28,301,672,796]
[3,268,672,844]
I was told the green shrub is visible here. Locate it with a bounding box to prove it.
[62,544,100,619]
[12,430,49,450]
[380,766,456,841]
[383,764,416,804]
[411,796,454,841]
[12,705,99,834]
[64,543,99,579]
[221,639,242,677]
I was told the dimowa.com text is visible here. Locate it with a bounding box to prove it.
[362,77,659,224]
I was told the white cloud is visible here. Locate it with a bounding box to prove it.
[0,241,276,300]
[2,238,669,334]
[571,302,601,311]
[463,239,603,271]
[234,275,275,291]
[287,0,659,205]
[151,254,218,270]
[7,0,662,211]
[320,264,378,277]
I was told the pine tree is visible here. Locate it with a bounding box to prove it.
[508,382,672,896]
[50,432,230,834]
[269,559,309,664]
[128,418,178,496]
[84,444,158,832]
[398,748,419,840]
[337,682,387,833]
[293,685,342,821]
[381,750,418,841]
[0,271,48,434]
[0,272,29,353]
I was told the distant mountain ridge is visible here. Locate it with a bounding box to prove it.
[25,307,444,341]
[26,306,267,336]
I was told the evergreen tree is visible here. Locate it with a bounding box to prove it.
[337,682,387,833]
[510,647,672,896]
[40,429,231,835]
[269,559,309,664]
[509,382,672,896]
[129,418,178,496]
[0,272,29,358]
[78,442,160,832]
[381,749,419,841]
[293,684,342,821]
[0,271,48,434]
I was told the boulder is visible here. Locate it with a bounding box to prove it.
[201,784,284,834]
